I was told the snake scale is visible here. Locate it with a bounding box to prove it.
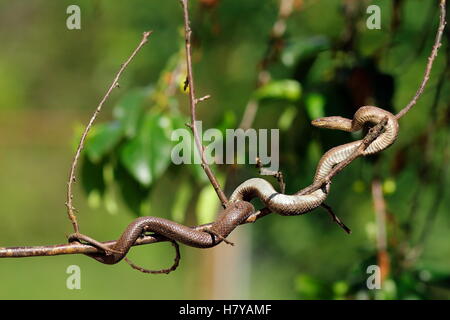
[70,106,399,266]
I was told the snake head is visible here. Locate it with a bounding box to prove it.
[311,116,353,132]
[311,117,330,127]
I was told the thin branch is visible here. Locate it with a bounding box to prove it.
[125,240,181,274]
[180,0,228,208]
[396,0,446,119]
[256,157,286,193]
[320,203,351,234]
[65,31,153,233]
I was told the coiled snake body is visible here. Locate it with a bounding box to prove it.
[229,106,399,215]
[71,106,399,266]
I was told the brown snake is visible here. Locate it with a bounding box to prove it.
[69,106,399,270]
[229,106,399,214]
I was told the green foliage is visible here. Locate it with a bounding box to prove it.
[305,93,325,121]
[81,156,106,199]
[254,79,302,102]
[120,112,173,187]
[85,122,123,163]
[277,105,298,131]
[113,88,149,138]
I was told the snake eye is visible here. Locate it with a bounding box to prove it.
[311,118,326,126]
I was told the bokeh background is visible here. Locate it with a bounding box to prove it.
[0,0,449,299]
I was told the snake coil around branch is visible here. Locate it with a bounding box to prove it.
[67,106,399,273]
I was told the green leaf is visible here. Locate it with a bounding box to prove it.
[171,114,209,184]
[115,164,150,216]
[278,105,298,131]
[81,156,106,203]
[254,79,302,102]
[113,88,149,138]
[305,93,325,120]
[85,121,124,163]
[119,112,173,187]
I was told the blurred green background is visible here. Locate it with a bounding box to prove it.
[0,0,449,299]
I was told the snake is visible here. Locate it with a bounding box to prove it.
[229,106,399,215]
[69,200,255,265]
[69,106,399,267]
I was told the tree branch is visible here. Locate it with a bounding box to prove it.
[396,0,446,119]
[65,31,153,233]
[180,0,228,208]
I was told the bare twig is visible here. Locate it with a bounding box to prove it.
[320,203,351,234]
[204,229,235,246]
[65,31,153,233]
[256,157,286,193]
[180,0,228,208]
[124,240,181,274]
[396,0,446,119]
